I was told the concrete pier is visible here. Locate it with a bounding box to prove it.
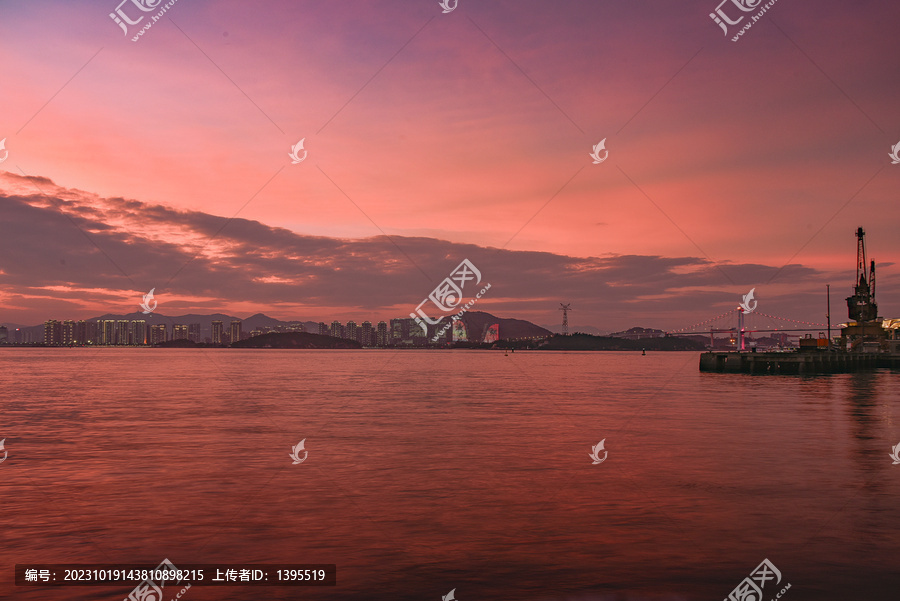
[698,351,896,374]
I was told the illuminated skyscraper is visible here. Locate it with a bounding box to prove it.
[211,320,224,345]
[173,324,188,340]
[131,320,146,345]
[61,320,75,345]
[345,321,358,342]
[188,323,201,343]
[43,320,62,345]
[318,322,328,335]
[360,321,373,346]
[330,321,343,338]
[74,320,89,345]
[100,320,116,345]
[390,318,408,345]
[116,320,130,345]
[149,324,167,345]
[376,321,388,347]
[229,320,242,344]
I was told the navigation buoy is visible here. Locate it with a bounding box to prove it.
[642,348,646,356]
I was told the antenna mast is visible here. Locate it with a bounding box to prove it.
[559,303,571,336]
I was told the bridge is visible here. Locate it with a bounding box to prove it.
[665,307,832,350]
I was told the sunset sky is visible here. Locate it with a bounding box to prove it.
[1,0,898,331]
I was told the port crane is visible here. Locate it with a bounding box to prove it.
[846,226,878,323]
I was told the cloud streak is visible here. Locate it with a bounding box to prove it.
[0,172,848,330]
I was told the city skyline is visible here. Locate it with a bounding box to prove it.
[1,1,898,331]
[5,315,496,347]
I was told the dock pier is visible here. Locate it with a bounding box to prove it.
[699,351,899,374]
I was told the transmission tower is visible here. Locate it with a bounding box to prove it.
[559,303,571,336]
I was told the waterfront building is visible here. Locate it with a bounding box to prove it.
[116,320,130,345]
[62,320,75,345]
[407,317,427,347]
[229,320,243,344]
[99,320,116,345]
[149,324,167,345]
[361,321,373,346]
[345,321,358,343]
[376,321,388,347]
[43,320,61,345]
[330,321,343,339]
[211,320,224,345]
[188,323,201,343]
[74,320,90,345]
[173,324,188,340]
[390,318,408,345]
[131,320,146,345]
[318,322,328,336]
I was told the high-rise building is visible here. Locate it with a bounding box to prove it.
[44,320,62,345]
[99,320,116,345]
[73,320,88,345]
[330,321,343,339]
[116,320,130,345]
[376,321,388,347]
[188,323,201,343]
[149,324,167,345]
[361,321,373,346]
[318,322,328,336]
[229,320,242,345]
[390,318,408,345]
[0,325,7,344]
[173,324,188,340]
[211,320,224,345]
[82,320,97,345]
[407,318,426,347]
[288,322,305,333]
[345,321,358,343]
[61,320,75,345]
[131,320,146,345]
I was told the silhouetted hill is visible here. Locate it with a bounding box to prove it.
[230,332,361,349]
[457,311,551,341]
